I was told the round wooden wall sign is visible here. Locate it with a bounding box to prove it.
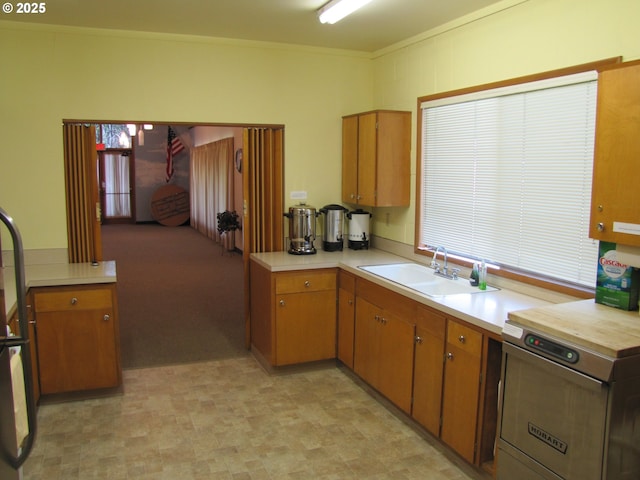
[150,185,190,226]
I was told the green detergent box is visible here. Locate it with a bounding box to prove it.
[596,241,640,311]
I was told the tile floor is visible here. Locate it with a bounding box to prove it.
[23,356,484,479]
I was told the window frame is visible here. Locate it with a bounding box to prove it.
[414,57,621,297]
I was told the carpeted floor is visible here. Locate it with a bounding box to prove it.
[101,223,249,369]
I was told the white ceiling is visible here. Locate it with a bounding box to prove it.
[9,0,502,52]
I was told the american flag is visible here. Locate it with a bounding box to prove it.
[166,126,185,182]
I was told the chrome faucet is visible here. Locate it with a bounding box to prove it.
[431,246,448,276]
[431,246,460,280]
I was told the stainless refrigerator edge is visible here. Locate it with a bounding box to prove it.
[0,207,38,479]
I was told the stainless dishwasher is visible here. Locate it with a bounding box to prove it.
[497,317,640,479]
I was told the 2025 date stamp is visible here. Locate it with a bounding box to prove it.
[2,2,47,14]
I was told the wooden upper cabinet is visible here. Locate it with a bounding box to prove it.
[342,110,411,207]
[590,61,640,246]
[342,115,359,204]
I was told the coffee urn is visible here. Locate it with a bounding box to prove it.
[284,204,318,255]
[347,208,372,250]
[319,204,347,252]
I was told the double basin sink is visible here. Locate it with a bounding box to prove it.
[359,262,497,297]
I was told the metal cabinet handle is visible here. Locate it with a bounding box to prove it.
[304,280,311,288]
[447,352,454,360]
[596,222,605,232]
[415,336,423,344]
[348,299,353,305]
[458,335,466,343]
[103,314,110,322]
[279,300,285,306]
[71,297,78,305]
[374,315,387,324]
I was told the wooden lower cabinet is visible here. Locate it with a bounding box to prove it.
[441,319,484,464]
[249,263,502,473]
[412,306,446,436]
[353,279,415,414]
[250,261,337,366]
[33,283,122,395]
[275,289,336,365]
[352,278,501,472]
[337,271,356,368]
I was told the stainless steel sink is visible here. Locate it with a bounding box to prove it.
[359,263,498,297]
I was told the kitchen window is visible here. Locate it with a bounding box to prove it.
[417,69,600,288]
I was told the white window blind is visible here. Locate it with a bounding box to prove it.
[419,72,599,287]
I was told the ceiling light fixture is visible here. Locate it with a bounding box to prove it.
[317,0,372,24]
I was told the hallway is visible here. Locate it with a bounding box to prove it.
[101,224,247,369]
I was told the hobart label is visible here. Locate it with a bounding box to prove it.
[528,423,567,454]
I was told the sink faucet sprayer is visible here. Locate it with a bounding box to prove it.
[431,246,448,275]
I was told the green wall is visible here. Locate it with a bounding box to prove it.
[2,0,640,251]
[369,0,640,245]
[0,24,373,249]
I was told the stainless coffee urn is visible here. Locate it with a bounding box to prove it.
[319,204,347,252]
[347,208,372,250]
[284,204,318,255]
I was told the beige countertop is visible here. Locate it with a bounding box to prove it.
[2,261,117,317]
[251,249,551,336]
[507,299,640,358]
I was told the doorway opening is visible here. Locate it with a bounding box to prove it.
[63,119,285,366]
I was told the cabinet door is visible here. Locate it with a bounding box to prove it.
[441,320,483,464]
[337,287,355,368]
[357,112,378,206]
[275,290,336,366]
[377,311,415,414]
[353,297,381,388]
[375,111,411,206]
[412,309,446,436]
[590,61,640,245]
[37,308,119,394]
[342,115,359,203]
[354,296,415,413]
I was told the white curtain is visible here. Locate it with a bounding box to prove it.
[103,152,131,218]
[190,137,235,248]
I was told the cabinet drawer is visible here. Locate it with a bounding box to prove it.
[275,270,336,294]
[338,270,355,294]
[416,306,446,339]
[447,320,482,357]
[34,287,113,313]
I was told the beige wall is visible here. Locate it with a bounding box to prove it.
[0,23,373,249]
[2,0,640,251]
[369,0,640,246]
